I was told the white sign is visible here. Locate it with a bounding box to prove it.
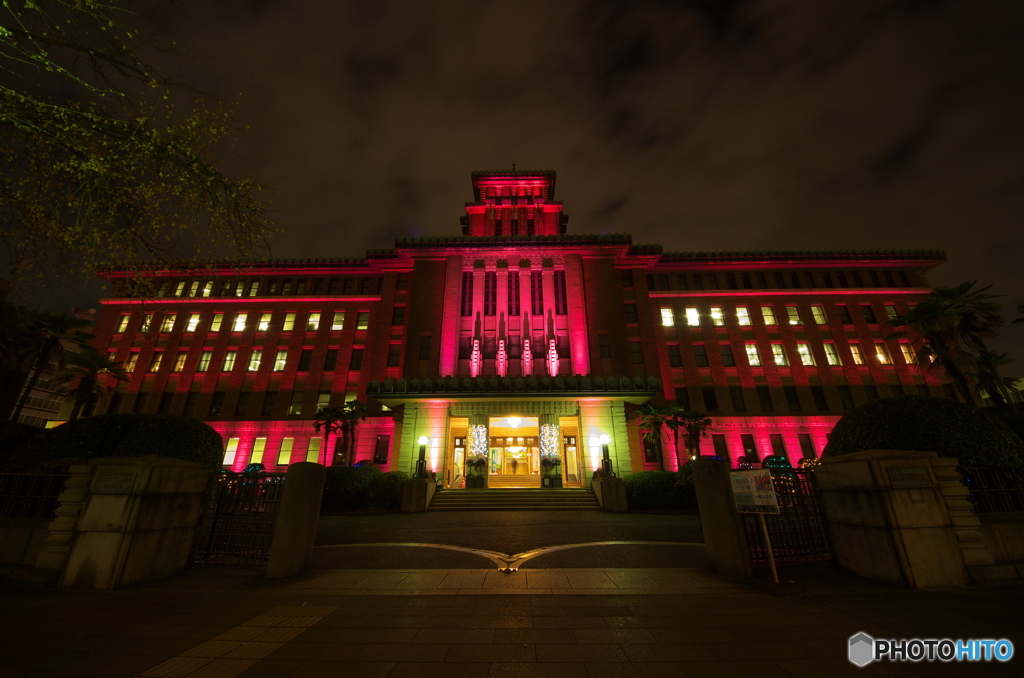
[730,469,780,514]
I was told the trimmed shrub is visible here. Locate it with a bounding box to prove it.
[822,396,1024,471]
[4,413,224,471]
[0,420,46,466]
[622,469,697,511]
[322,464,407,512]
[984,406,1024,445]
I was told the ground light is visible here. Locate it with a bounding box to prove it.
[599,434,614,477]
[414,435,429,478]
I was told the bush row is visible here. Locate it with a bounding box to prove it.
[321,463,408,512]
[622,468,697,511]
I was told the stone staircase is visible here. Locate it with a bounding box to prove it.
[428,488,600,511]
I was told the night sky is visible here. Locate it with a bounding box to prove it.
[71,1,1024,359]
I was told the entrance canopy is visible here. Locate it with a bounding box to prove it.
[367,374,662,406]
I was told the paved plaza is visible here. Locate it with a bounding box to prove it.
[3,510,1023,677]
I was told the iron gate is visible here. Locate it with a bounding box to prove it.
[192,473,287,565]
[741,468,834,566]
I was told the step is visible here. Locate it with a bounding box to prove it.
[428,489,600,511]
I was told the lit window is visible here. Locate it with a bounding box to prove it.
[332,312,345,330]
[306,437,322,463]
[202,281,213,298]
[197,351,212,372]
[736,307,751,326]
[211,313,223,331]
[771,344,788,366]
[223,438,240,465]
[186,313,201,332]
[710,307,724,326]
[188,281,199,297]
[787,306,802,325]
[824,343,841,366]
[811,305,827,324]
[161,314,177,333]
[885,305,898,321]
[850,343,865,365]
[233,313,247,332]
[316,392,331,410]
[141,313,154,332]
[174,282,186,296]
[251,438,267,464]
[124,353,140,372]
[761,306,777,326]
[116,314,130,333]
[900,343,915,364]
[173,352,188,372]
[357,312,370,330]
[157,282,169,297]
[273,350,288,371]
[248,281,259,297]
[248,350,263,372]
[797,343,815,366]
[235,282,244,297]
[876,342,891,364]
[149,352,163,372]
[283,313,296,331]
[685,307,700,326]
[745,344,761,366]
[277,438,294,466]
[222,350,237,371]
[258,313,272,332]
[307,312,321,331]
[660,308,674,327]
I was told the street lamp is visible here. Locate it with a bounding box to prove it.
[599,434,614,477]
[414,435,429,478]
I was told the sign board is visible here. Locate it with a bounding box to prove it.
[92,473,137,494]
[886,466,932,489]
[730,469,780,514]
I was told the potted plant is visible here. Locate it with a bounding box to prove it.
[540,456,563,488]
[466,454,488,488]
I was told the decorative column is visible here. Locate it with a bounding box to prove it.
[467,414,489,488]
[539,413,562,488]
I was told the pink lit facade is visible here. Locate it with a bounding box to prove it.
[92,170,955,486]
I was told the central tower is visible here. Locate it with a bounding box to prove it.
[461,170,568,237]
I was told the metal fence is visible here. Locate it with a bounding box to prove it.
[0,473,69,520]
[964,467,1024,514]
[740,468,834,566]
[191,473,287,565]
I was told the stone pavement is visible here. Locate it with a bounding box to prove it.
[2,510,1023,677]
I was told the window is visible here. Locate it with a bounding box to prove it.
[770,434,787,455]
[357,312,369,330]
[799,434,816,458]
[391,307,405,326]
[598,334,610,358]
[811,305,827,324]
[484,272,496,316]
[161,314,177,333]
[306,438,322,463]
[784,386,801,411]
[712,434,729,456]
[233,313,247,332]
[745,344,761,366]
[620,270,634,287]
[837,304,852,324]
[875,342,891,364]
[141,313,154,332]
[223,438,240,466]
[554,270,567,315]
[156,282,169,297]
[771,344,788,366]
[175,281,186,296]
[296,280,307,295]
[258,313,272,331]
[797,343,815,366]
[629,341,644,364]
[173,352,188,372]
[885,304,898,321]
[761,306,777,326]
[208,392,226,417]
[720,344,736,367]
[197,350,212,372]
[419,336,431,361]
[786,306,802,325]
[660,308,674,327]
[702,387,718,412]
[861,304,878,324]
[531,271,543,315]
[307,312,321,331]
[668,344,682,367]
[461,272,474,317]
[350,348,364,370]
[507,272,520,315]
[116,314,130,333]
[396,273,409,291]
[187,313,201,332]
[248,280,259,297]
[202,281,213,298]
[710,307,724,326]
[900,343,915,364]
[261,393,277,417]
[865,385,880,401]
[741,434,758,460]
[729,387,746,412]
[823,343,841,366]
[317,392,331,411]
[675,387,691,410]
[288,392,305,416]
[211,313,224,332]
[387,344,401,367]
[624,304,639,323]
[297,349,313,371]
[736,306,751,326]
[189,281,199,297]
[157,392,174,415]
[694,345,709,367]
[811,386,828,411]
[838,385,855,410]
[247,350,262,371]
[757,386,773,411]
[323,349,338,371]
[149,352,163,372]
[849,343,865,365]
[273,350,288,371]
[234,391,251,417]
[124,352,139,372]
[373,435,391,464]
[278,438,295,465]
[685,307,700,326]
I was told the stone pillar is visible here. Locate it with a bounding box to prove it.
[35,464,95,579]
[466,414,489,488]
[578,399,632,486]
[692,457,752,580]
[266,462,327,579]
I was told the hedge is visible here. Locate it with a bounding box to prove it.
[321,464,408,512]
[0,420,46,467]
[822,396,1024,471]
[622,469,697,511]
[4,413,225,471]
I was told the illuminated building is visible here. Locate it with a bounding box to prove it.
[92,170,954,486]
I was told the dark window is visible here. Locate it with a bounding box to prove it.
[784,386,801,411]
[804,272,816,288]
[694,345,709,367]
[720,345,735,367]
[917,383,931,397]
[234,392,250,417]
[419,336,431,361]
[799,434,815,458]
[756,386,773,411]
[730,387,746,412]
[942,384,958,401]
[692,274,704,290]
[756,272,768,288]
[460,272,473,317]
[392,306,406,325]
[675,387,691,410]
[313,279,324,294]
[349,348,364,370]
[323,349,338,371]
[387,345,401,367]
[556,335,570,358]
[629,342,644,364]
[790,272,802,289]
[508,334,521,358]
[712,434,729,456]
[726,273,738,290]
[822,272,835,288]
[209,392,225,417]
[360,278,373,294]
[373,435,391,464]
[298,349,313,371]
[851,271,864,287]
[296,280,307,295]
[865,385,880,401]
[708,273,719,289]
[527,219,535,235]
[183,392,198,416]
[624,303,639,323]
[620,270,634,288]
[892,383,905,397]
[837,304,853,324]
[702,387,719,412]
[507,272,520,316]
[108,391,124,414]
[598,334,610,358]
[897,271,910,286]
[484,272,496,316]
[861,304,878,324]
[459,335,473,360]
[869,271,881,287]
[668,345,682,367]
[554,271,567,315]
[837,272,849,288]
[646,274,655,291]
[659,274,671,290]
[770,434,786,455]
[741,273,752,289]
[838,385,855,409]
[343,278,354,294]
[261,391,277,417]
[396,273,409,291]
[158,392,174,415]
[329,279,340,294]
[643,438,658,463]
[289,392,304,416]
[811,386,829,411]
[531,271,543,315]
[677,273,690,290]
[741,434,758,461]
[494,218,503,236]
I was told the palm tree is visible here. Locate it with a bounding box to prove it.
[52,348,129,421]
[971,351,1017,408]
[674,410,714,462]
[313,399,368,466]
[636,403,675,471]
[10,311,92,422]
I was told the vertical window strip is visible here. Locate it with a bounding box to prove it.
[461,272,474,317]
[484,271,497,316]
[507,272,520,316]
[531,271,543,315]
[553,270,567,315]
